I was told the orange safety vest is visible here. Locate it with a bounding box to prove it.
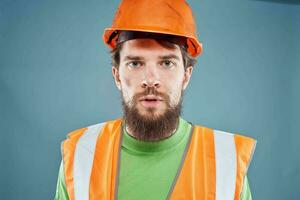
[61,119,256,200]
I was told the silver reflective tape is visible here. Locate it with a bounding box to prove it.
[73,123,105,200]
[214,130,237,200]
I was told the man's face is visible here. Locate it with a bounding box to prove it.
[113,39,192,118]
[112,38,193,141]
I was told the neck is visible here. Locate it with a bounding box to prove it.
[125,126,178,142]
[124,117,179,142]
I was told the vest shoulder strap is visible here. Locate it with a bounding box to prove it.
[169,125,256,200]
[61,119,122,200]
[212,128,256,200]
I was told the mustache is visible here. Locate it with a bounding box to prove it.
[133,87,169,102]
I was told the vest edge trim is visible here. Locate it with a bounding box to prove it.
[165,124,195,200]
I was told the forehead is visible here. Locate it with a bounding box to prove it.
[120,39,182,59]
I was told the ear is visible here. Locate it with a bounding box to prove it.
[182,66,193,90]
[112,66,121,90]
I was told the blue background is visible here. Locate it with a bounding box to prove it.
[1,0,299,199]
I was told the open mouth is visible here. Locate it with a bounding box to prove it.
[139,95,163,102]
[144,99,158,102]
[139,95,163,108]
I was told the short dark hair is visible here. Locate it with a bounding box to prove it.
[110,39,197,70]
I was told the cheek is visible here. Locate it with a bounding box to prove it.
[120,73,135,101]
[165,77,184,106]
[121,70,142,89]
[166,73,184,90]
[169,87,182,104]
[124,77,131,87]
[119,67,134,87]
[118,68,131,88]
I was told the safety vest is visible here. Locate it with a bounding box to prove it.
[61,119,256,200]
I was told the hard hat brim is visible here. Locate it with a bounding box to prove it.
[103,28,203,57]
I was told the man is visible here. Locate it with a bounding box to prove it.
[55,0,256,199]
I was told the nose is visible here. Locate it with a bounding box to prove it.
[141,64,161,89]
[141,80,160,88]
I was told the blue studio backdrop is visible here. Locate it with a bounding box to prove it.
[0,0,299,199]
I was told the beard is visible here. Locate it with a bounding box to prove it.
[122,87,183,142]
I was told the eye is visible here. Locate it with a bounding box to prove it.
[160,60,175,68]
[127,61,143,68]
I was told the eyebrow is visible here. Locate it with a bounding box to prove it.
[123,56,144,61]
[158,54,180,61]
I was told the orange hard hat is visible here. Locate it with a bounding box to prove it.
[103,0,203,57]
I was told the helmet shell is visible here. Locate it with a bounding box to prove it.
[103,0,202,57]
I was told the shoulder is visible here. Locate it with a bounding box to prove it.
[60,118,123,151]
[60,119,122,156]
[193,124,257,168]
[64,118,122,141]
[192,124,256,144]
[191,124,257,158]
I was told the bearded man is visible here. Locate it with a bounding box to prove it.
[55,1,256,200]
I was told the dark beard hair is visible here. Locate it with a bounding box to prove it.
[122,87,183,142]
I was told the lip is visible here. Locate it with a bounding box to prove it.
[139,95,163,101]
[139,95,163,108]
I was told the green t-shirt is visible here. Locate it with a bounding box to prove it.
[55,118,253,200]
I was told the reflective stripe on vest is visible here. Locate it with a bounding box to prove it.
[214,130,237,200]
[74,123,104,200]
[62,119,256,200]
